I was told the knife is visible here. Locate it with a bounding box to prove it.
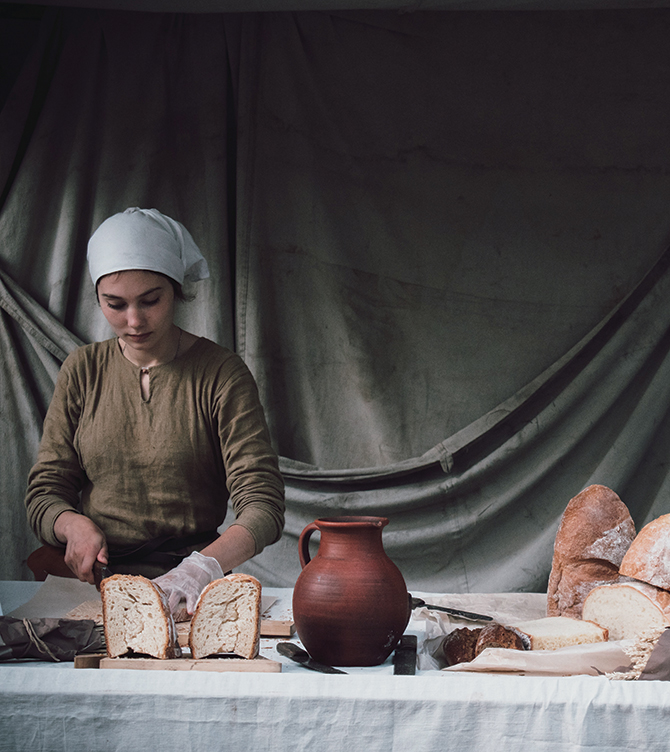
[410,596,493,622]
[393,634,417,675]
[276,642,347,674]
[93,561,114,591]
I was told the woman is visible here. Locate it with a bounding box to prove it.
[25,208,285,614]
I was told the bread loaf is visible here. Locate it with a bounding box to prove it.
[547,485,636,617]
[619,514,670,589]
[509,616,608,650]
[188,573,261,660]
[582,579,670,640]
[101,575,180,659]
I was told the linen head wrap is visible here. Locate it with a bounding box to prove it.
[87,208,209,286]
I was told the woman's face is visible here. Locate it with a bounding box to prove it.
[97,270,176,354]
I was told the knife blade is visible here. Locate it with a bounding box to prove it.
[393,634,417,675]
[276,642,347,674]
[410,596,493,622]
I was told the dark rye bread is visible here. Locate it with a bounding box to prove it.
[439,623,527,665]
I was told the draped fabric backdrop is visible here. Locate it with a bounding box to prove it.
[3,6,670,589]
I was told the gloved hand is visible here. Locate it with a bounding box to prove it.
[153,551,224,615]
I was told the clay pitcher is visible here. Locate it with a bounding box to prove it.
[292,516,410,666]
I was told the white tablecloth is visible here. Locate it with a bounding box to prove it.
[1,581,669,752]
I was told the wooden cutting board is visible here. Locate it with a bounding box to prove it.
[97,655,281,672]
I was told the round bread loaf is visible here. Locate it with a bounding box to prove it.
[619,514,670,589]
[547,484,636,617]
[439,627,481,666]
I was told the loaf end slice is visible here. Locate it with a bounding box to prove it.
[101,574,180,659]
[188,573,261,660]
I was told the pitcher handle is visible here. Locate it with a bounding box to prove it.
[298,521,320,568]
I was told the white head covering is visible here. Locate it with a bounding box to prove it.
[87,207,209,286]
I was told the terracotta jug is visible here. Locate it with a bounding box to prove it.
[292,516,410,667]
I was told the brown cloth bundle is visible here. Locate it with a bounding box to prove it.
[0,617,104,662]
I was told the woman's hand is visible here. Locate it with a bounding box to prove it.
[153,526,256,616]
[153,551,224,615]
[53,511,108,585]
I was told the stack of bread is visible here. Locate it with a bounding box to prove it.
[548,484,670,641]
[440,484,670,667]
[101,572,261,660]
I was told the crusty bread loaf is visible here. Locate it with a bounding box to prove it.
[188,573,261,660]
[547,485,636,617]
[619,514,670,589]
[509,616,608,650]
[439,627,482,666]
[582,579,670,640]
[475,622,526,654]
[101,575,180,659]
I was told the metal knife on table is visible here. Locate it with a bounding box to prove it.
[276,642,347,674]
[410,596,493,622]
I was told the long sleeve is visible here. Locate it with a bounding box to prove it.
[24,356,87,546]
[24,337,285,554]
[214,355,285,555]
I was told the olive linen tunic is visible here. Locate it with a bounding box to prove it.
[25,337,285,560]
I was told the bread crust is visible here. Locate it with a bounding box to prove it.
[547,485,636,617]
[619,514,670,589]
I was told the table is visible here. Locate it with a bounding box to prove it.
[2,581,669,752]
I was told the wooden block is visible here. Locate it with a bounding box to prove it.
[74,652,106,669]
[260,619,295,637]
[99,655,281,672]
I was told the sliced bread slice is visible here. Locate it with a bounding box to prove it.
[508,615,608,650]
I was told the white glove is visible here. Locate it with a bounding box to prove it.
[153,551,224,615]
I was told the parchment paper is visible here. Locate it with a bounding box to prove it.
[8,577,99,619]
[442,640,634,676]
[8,575,276,621]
